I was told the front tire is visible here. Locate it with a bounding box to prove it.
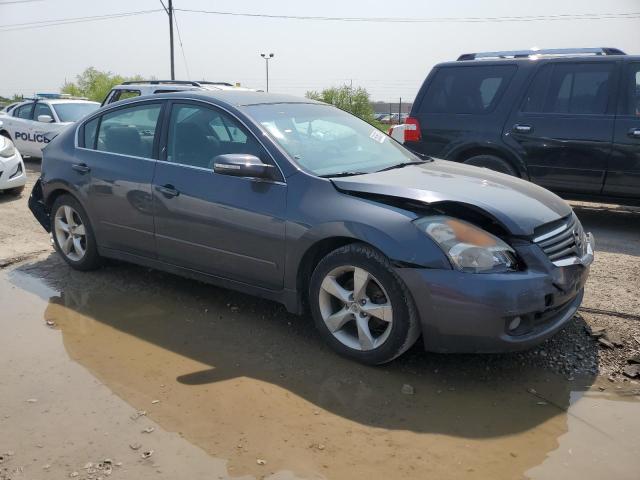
[309,243,420,364]
[51,194,102,271]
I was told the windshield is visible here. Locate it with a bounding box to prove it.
[244,103,422,177]
[52,102,99,123]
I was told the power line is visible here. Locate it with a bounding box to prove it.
[0,9,163,32]
[0,0,44,4]
[173,10,191,79]
[175,8,640,23]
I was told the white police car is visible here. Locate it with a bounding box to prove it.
[0,134,26,195]
[0,95,99,158]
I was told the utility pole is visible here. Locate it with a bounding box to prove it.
[161,0,175,80]
[168,0,175,80]
[260,53,274,92]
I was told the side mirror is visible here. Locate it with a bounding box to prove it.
[38,114,54,123]
[212,154,275,179]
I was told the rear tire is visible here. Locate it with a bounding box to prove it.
[463,154,517,176]
[309,243,421,365]
[51,194,102,271]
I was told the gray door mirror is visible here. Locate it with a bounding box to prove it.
[212,154,275,179]
[37,114,54,123]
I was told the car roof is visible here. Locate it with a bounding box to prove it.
[43,99,100,105]
[436,54,640,68]
[117,90,324,108]
[15,99,98,106]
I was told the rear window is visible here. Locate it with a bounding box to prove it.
[419,65,516,114]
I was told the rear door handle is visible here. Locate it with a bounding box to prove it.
[513,124,533,134]
[71,163,91,174]
[155,184,180,198]
[628,127,640,139]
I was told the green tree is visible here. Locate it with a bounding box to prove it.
[306,85,374,122]
[61,67,145,102]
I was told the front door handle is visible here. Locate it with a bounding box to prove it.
[628,127,640,139]
[513,124,533,134]
[155,184,180,198]
[71,163,91,174]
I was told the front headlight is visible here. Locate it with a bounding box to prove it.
[414,216,517,273]
[0,136,16,158]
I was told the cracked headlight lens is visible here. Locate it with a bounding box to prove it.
[415,216,517,273]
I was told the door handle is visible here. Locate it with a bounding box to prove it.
[628,127,640,139]
[71,163,91,174]
[155,184,180,198]
[513,124,533,134]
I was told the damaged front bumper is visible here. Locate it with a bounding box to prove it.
[396,235,594,353]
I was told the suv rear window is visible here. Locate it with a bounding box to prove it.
[419,65,516,114]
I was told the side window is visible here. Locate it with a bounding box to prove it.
[521,65,553,113]
[82,117,99,149]
[33,103,54,122]
[96,103,161,158]
[419,65,516,114]
[15,104,33,119]
[166,103,264,169]
[528,63,614,115]
[629,64,640,117]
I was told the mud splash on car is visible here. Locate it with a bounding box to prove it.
[2,257,640,480]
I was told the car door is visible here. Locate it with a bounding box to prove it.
[605,61,640,197]
[152,100,286,289]
[10,102,36,155]
[75,101,164,258]
[31,103,57,155]
[503,61,618,194]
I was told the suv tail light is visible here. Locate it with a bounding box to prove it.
[404,116,422,142]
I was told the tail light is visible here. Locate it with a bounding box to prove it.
[404,116,422,142]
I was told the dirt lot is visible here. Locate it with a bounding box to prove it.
[1,161,639,480]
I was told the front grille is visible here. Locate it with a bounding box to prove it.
[534,214,586,263]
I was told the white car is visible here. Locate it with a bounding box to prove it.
[0,134,26,194]
[102,80,256,105]
[0,97,99,158]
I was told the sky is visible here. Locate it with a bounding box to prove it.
[1,0,639,102]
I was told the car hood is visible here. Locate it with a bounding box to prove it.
[331,160,572,237]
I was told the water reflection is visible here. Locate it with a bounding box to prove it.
[9,256,637,479]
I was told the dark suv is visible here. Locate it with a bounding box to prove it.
[405,48,640,202]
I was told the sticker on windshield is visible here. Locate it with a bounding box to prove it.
[369,129,386,144]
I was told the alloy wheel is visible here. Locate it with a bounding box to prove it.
[318,265,393,351]
[53,205,87,262]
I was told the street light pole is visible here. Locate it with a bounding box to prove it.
[260,53,274,92]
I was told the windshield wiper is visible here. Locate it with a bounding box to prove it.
[319,171,369,178]
[374,160,428,173]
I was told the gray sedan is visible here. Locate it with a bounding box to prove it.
[29,91,594,364]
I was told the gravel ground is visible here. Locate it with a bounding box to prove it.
[1,164,639,383]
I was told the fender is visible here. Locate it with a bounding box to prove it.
[283,218,451,292]
[443,139,529,179]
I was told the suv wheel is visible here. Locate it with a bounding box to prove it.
[51,194,102,271]
[309,243,420,364]
[463,154,517,176]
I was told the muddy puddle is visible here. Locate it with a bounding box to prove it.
[2,255,639,479]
